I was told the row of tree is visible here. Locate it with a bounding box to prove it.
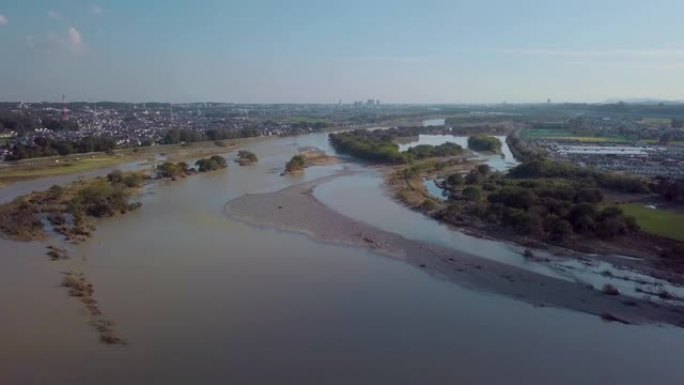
[467,135,502,153]
[508,159,651,194]
[156,155,228,179]
[5,136,117,160]
[329,130,410,163]
[437,166,639,242]
[405,142,464,159]
[654,177,684,202]
[329,128,466,164]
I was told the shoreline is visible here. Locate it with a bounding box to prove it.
[382,157,684,286]
[225,172,684,328]
[0,136,273,187]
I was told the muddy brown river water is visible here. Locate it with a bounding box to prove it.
[1,132,684,384]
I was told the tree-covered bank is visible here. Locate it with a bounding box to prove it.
[329,127,464,164]
[467,135,502,153]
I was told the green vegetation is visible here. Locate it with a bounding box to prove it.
[406,142,464,159]
[329,130,410,163]
[522,128,574,138]
[288,119,330,130]
[467,135,502,153]
[195,155,227,172]
[508,159,650,194]
[446,173,464,186]
[156,162,187,179]
[5,136,117,160]
[329,127,464,164]
[654,177,684,202]
[157,156,226,178]
[71,181,140,218]
[0,171,144,242]
[237,150,258,165]
[619,204,684,242]
[285,155,306,173]
[462,186,482,201]
[106,169,144,187]
[437,166,639,243]
[521,127,634,143]
[0,156,129,185]
[506,134,546,162]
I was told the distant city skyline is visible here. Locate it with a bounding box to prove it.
[1,0,684,103]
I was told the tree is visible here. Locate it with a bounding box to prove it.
[285,155,306,173]
[237,150,258,164]
[574,188,603,203]
[462,186,482,201]
[465,170,485,185]
[107,170,125,184]
[195,156,227,172]
[545,216,573,242]
[476,164,491,175]
[163,128,181,144]
[446,173,464,186]
[157,162,183,178]
[467,135,502,153]
[123,173,144,188]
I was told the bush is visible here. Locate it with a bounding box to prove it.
[285,155,306,173]
[467,136,502,153]
[237,150,258,163]
[446,173,464,186]
[195,156,227,172]
[462,186,482,201]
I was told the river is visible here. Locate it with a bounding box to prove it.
[1,132,684,384]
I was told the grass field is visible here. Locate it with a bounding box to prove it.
[0,156,129,185]
[619,204,684,242]
[0,139,252,186]
[522,128,574,138]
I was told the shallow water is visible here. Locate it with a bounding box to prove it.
[398,134,519,171]
[2,132,684,384]
[423,118,446,127]
[423,179,448,201]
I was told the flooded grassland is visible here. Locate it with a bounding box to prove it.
[2,132,684,385]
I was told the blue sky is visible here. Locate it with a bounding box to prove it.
[1,0,683,103]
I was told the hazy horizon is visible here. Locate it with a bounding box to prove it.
[2,0,684,103]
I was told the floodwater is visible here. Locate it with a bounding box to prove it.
[398,134,519,171]
[422,118,446,127]
[2,132,684,385]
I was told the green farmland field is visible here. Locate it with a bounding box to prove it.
[619,204,684,242]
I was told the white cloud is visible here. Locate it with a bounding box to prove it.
[29,27,85,53]
[91,5,103,15]
[67,27,83,51]
[0,14,8,26]
[48,10,61,20]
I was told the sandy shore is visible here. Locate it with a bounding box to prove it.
[226,172,684,328]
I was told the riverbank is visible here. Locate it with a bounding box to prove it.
[383,153,684,286]
[0,138,263,186]
[225,173,684,328]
